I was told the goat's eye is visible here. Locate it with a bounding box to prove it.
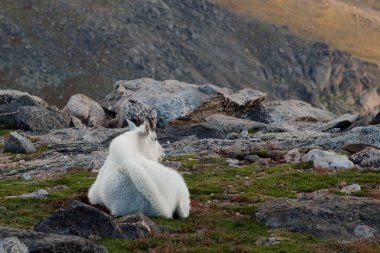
[154,137,157,141]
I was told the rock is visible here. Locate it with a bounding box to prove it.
[157,123,225,143]
[244,155,260,163]
[34,201,160,240]
[107,98,157,128]
[255,236,280,246]
[354,225,376,239]
[63,94,105,127]
[0,237,29,253]
[34,200,121,240]
[226,133,239,140]
[16,106,71,131]
[239,130,249,140]
[319,126,380,150]
[352,148,380,169]
[284,149,301,164]
[0,226,107,253]
[0,90,47,114]
[317,113,360,132]
[341,143,379,154]
[20,173,32,181]
[340,184,361,194]
[102,79,266,127]
[246,100,336,130]
[115,212,161,240]
[256,194,380,241]
[371,110,380,125]
[5,190,49,199]
[205,114,274,133]
[226,159,240,167]
[303,149,354,170]
[0,207,6,213]
[69,116,86,129]
[3,132,36,154]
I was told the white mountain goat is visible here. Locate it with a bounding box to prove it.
[88,119,190,218]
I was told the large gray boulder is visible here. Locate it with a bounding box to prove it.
[4,132,36,154]
[0,237,29,253]
[0,90,47,126]
[102,79,266,127]
[63,94,105,128]
[246,100,336,130]
[256,193,380,241]
[0,90,47,114]
[0,226,107,253]
[303,149,354,170]
[15,106,71,131]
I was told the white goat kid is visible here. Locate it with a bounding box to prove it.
[88,119,190,218]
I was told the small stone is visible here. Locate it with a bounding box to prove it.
[340,184,361,194]
[259,158,272,166]
[284,149,301,164]
[20,173,32,181]
[0,237,29,253]
[4,132,36,154]
[239,130,250,140]
[354,225,376,239]
[70,116,86,129]
[255,236,280,246]
[0,206,6,212]
[244,154,260,163]
[226,133,239,140]
[5,189,49,199]
[226,158,240,167]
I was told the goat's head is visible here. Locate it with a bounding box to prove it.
[128,118,164,161]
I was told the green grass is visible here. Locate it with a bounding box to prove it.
[1,155,379,252]
[0,170,95,228]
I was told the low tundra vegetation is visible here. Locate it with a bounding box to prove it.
[0,155,379,252]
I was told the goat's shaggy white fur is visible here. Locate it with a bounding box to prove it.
[88,121,190,218]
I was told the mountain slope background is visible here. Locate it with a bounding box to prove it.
[0,0,379,114]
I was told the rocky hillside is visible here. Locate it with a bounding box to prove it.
[0,81,379,252]
[1,0,380,114]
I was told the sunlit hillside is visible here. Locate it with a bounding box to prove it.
[214,0,380,65]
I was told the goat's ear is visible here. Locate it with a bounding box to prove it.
[127,119,137,131]
[143,121,150,136]
[148,118,156,131]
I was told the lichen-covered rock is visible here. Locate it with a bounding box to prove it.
[246,100,336,130]
[0,237,29,253]
[102,79,266,127]
[4,132,36,154]
[34,201,121,240]
[317,113,360,132]
[63,94,105,127]
[284,149,301,164]
[16,106,71,131]
[0,226,107,253]
[256,193,380,241]
[113,99,157,128]
[352,148,380,169]
[34,201,161,240]
[0,90,47,114]
[303,149,354,170]
[157,123,225,143]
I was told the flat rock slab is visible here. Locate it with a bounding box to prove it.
[317,113,360,132]
[246,100,336,130]
[256,194,380,241]
[0,226,107,253]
